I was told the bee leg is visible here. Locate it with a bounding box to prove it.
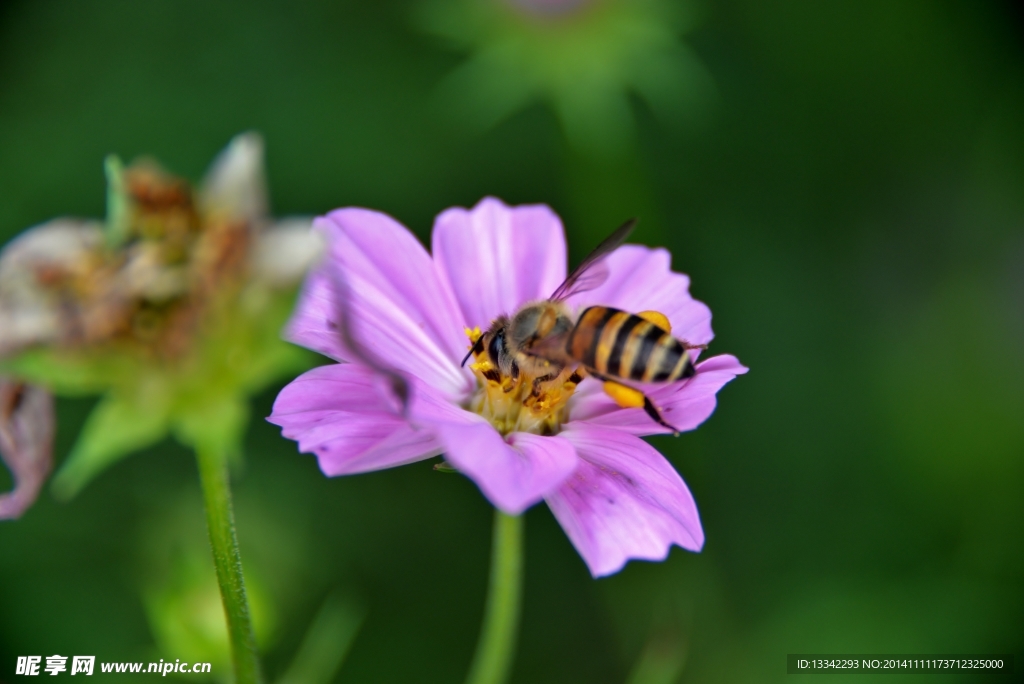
[594,374,681,435]
[503,361,521,393]
[530,372,558,398]
[681,341,708,351]
[641,396,681,436]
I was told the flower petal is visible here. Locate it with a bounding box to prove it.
[567,245,713,349]
[432,197,567,330]
[569,354,748,436]
[0,220,104,356]
[250,218,322,287]
[288,209,472,399]
[199,132,268,225]
[0,379,54,519]
[547,424,703,577]
[285,268,347,361]
[268,364,441,476]
[408,389,578,514]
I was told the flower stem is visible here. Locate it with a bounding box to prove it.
[465,510,524,684]
[195,446,262,684]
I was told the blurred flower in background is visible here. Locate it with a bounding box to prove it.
[0,133,320,501]
[415,0,714,155]
[0,379,54,519]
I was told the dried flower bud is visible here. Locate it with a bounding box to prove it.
[0,133,319,497]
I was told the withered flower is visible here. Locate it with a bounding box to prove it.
[0,133,320,498]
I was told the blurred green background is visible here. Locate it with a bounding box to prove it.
[1,0,1022,682]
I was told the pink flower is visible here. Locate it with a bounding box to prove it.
[269,197,746,576]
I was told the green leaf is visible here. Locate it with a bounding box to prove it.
[276,593,365,684]
[625,632,688,684]
[52,391,172,500]
[0,347,135,396]
[104,154,131,248]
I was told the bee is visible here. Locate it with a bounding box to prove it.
[462,219,703,433]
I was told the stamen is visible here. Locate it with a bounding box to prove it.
[463,327,578,436]
[461,326,484,367]
[470,358,496,373]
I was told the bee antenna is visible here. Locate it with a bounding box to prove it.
[461,336,484,367]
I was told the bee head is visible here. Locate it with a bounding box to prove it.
[459,319,519,384]
[482,317,518,379]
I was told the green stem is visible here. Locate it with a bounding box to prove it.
[195,446,262,684]
[465,510,524,684]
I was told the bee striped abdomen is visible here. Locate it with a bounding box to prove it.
[566,306,618,369]
[568,306,695,383]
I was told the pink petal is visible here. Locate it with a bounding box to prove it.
[568,354,747,436]
[547,425,704,577]
[409,390,578,514]
[567,245,713,349]
[285,268,347,361]
[268,364,441,476]
[291,209,473,400]
[432,197,567,330]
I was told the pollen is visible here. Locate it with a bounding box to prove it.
[603,381,645,409]
[464,339,578,437]
[470,359,496,374]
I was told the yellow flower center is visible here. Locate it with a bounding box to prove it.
[463,327,579,436]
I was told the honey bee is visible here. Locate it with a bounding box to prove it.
[463,219,704,433]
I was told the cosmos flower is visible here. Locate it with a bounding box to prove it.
[0,133,321,498]
[270,197,745,576]
[416,0,713,155]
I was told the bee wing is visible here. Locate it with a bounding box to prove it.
[550,218,637,301]
[522,329,574,364]
[329,268,411,415]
